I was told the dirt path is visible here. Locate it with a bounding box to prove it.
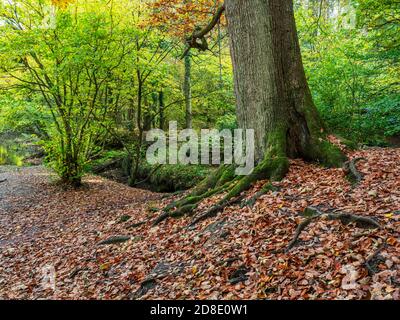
[0,166,38,211]
[0,166,49,247]
[0,166,162,299]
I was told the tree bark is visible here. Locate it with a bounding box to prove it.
[184,53,193,129]
[158,90,165,130]
[225,0,345,168]
[154,0,347,226]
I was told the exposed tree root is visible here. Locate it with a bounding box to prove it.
[161,190,185,199]
[365,241,387,276]
[286,207,381,252]
[188,194,246,228]
[152,165,239,226]
[344,157,367,185]
[186,152,290,227]
[152,211,170,226]
[97,235,131,245]
[152,180,236,226]
[153,131,346,227]
[286,215,320,252]
[127,221,147,229]
[241,183,280,208]
[69,267,89,279]
[328,212,381,229]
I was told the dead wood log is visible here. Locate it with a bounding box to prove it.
[92,159,121,174]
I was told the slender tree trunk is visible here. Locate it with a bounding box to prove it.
[225,0,345,169]
[59,113,81,187]
[184,53,192,129]
[130,76,144,185]
[159,90,165,130]
[143,95,152,132]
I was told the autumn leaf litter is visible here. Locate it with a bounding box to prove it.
[0,145,399,300]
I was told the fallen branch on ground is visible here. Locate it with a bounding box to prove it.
[92,159,122,174]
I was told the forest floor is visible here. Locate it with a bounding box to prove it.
[0,146,399,300]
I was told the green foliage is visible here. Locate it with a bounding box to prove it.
[296,0,400,145]
[0,95,50,137]
[0,131,40,166]
[356,0,400,62]
[325,95,400,145]
[216,114,237,131]
[0,145,23,166]
[0,0,152,184]
[0,0,398,188]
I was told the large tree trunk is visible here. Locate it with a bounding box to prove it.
[154,0,346,226]
[225,0,345,169]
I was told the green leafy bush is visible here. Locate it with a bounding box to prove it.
[321,95,400,145]
[216,114,238,131]
[0,145,23,166]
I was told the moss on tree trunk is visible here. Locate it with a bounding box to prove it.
[153,0,347,226]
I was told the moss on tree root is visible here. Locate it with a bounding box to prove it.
[152,127,346,227]
[306,139,347,168]
[153,146,290,226]
[153,165,238,225]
